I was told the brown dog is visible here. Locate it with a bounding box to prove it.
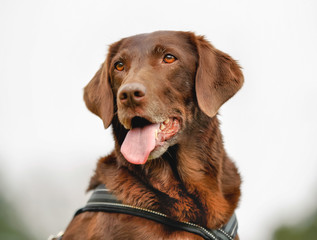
[62,31,243,239]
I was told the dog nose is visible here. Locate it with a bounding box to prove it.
[118,83,146,106]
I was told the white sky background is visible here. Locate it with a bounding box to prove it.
[1,0,317,239]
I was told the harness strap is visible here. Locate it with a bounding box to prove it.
[74,184,238,240]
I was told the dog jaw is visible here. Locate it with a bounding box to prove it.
[119,116,181,164]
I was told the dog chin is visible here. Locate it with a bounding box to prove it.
[148,145,169,160]
[148,137,178,161]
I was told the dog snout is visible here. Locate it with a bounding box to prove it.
[118,82,146,106]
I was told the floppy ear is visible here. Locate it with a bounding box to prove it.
[195,36,244,117]
[84,62,113,128]
[84,40,124,128]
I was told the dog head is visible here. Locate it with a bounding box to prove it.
[84,31,243,164]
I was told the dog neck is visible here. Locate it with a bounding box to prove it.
[93,115,240,229]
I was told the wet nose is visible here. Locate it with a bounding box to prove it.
[118,83,146,106]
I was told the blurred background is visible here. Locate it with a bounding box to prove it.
[1,0,317,239]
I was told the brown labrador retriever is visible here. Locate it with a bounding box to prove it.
[62,31,243,240]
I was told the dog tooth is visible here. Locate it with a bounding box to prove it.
[160,123,166,130]
[155,129,158,140]
[163,119,170,124]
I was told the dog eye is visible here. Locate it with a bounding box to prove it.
[163,54,177,64]
[114,61,124,71]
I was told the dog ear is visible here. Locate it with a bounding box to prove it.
[84,40,124,128]
[195,36,244,118]
[84,62,113,128]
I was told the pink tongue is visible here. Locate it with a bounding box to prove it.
[121,123,160,164]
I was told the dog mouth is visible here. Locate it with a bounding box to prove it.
[120,116,181,165]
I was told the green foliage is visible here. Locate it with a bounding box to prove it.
[273,210,317,240]
[0,195,32,240]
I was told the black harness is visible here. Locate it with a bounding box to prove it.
[51,184,238,240]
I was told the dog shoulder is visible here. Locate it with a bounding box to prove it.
[87,152,117,191]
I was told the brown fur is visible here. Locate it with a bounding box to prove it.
[63,31,243,239]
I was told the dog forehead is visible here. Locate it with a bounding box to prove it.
[117,31,193,55]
